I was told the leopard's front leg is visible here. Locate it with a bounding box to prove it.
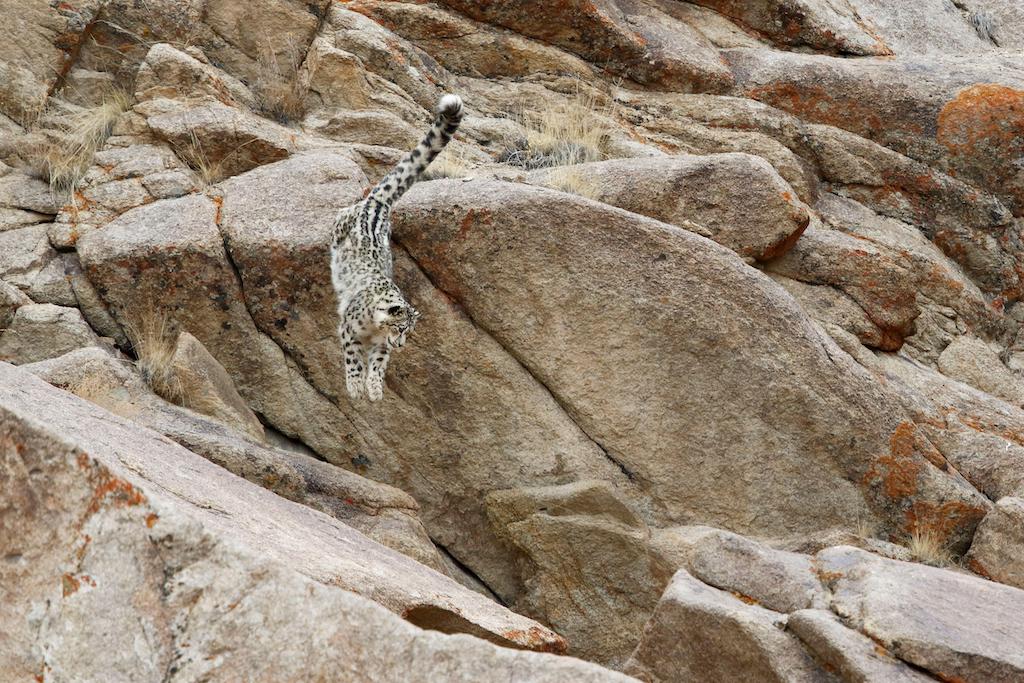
[365,342,391,401]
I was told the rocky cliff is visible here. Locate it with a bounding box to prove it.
[2,0,1024,680]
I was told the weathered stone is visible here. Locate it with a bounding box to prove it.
[393,178,988,548]
[624,570,833,682]
[729,50,1024,220]
[0,0,103,123]
[766,225,921,351]
[485,481,662,667]
[350,0,597,81]
[689,0,891,55]
[688,529,829,614]
[0,362,569,657]
[939,336,1024,408]
[817,546,1024,682]
[24,346,449,574]
[135,43,256,109]
[787,609,934,683]
[0,279,30,329]
[142,99,295,179]
[527,153,810,261]
[63,253,128,348]
[0,223,51,290]
[434,0,734,92]
[26,252,76,306]
[0,303,100,364]
[845,0,994,55]
[168,330,265,440]
[968,497,1024,591]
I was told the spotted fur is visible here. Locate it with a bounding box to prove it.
[331,94,464,401]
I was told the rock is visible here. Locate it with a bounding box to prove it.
[787,609,934,682]
[938,336,1024,408]
[393,178,988,548]
[967,497,1024,591]
[306,109,420,149]
[484,481,664,667]
[63,253,129,348]
[0,303,100,364]
[0,279,30,328]
[0,364,640,681]
[168,330,265,441]
[0,362,569,657]
[817,545,1024,682]
[688,529,829,614]
[527,153,810,261]
[141,98,295,180]
[350,0,597,81]
[728,49,1024,218]
[925,428,1024,502]
[0,170,57,216]
[968,0,1024,49]
[768,274,892,352]
[845,0,993,55]
[623,570,833,682]
[0,223,52,290]
[24,346,449,574]
[26,252,76,306]
[434,0,734,92]
[689,0,891,55]
[872,353,1024,504]
[135,43,256,109]
[77,191,350,476]
[0,0,102,123]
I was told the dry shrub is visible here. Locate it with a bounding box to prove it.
[424,145,473,180]
[36,89,133,200]
[907,528,954,567]
[542,166,602,200]
[253,38,308,125]
[500,90,612,169]
[124,310,185,405]
[173,128,223,187]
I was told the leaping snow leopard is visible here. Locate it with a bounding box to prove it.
[330,93,464,401]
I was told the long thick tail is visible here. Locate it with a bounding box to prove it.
[367,94,464,207]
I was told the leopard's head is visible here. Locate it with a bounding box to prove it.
[371,285,420,349]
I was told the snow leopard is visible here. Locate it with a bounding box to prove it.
[330,93,464,401]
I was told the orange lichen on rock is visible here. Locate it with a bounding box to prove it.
[937,84,1024,209]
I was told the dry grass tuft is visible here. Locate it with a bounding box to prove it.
[36,89,132,200]
[908,528,954,567]
[424,145,472,180]
[543,165,603,200]
[854,517,877,540]
[500,90,613,170]
[253,38,308,125]
[173,128,223,187]
[124,310,185,405]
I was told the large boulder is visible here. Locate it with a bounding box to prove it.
[818,546,1024,681]
[0,362,571,664]
[24,346,449,575]
[433,0,734,92]
[393,178,988,548]
[527,153,810,261]
[623,570,832,682]
[967,497,1024,591]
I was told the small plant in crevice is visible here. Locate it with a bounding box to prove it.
[173,128,223,187]
[498,89,613,170]
[542,165,603,201]
[252,37,309,126]
[907,528,954,568]
[124,310,185,406]
[423,145,473,180]
[34,89,133,201]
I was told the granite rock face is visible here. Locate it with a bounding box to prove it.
[3,0,1024,677]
